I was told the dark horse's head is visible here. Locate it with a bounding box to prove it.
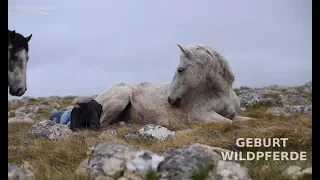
[8,29,32,97]
[70,100,103,131]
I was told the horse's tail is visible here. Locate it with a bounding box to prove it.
[95,82,133,127]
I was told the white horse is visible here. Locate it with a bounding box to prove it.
[95,44,250,127]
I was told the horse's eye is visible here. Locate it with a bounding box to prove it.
[178,68,185,73]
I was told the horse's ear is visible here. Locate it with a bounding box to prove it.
[205,49,215,59]
[25,34,32,42]
[9,30,16,42]
[177,44,190,57]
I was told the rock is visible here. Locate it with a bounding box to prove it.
[99,129,118,137]
[125,124,175,141]
[301,167,312,174]
[270,105,312,116]
[158,143,249,180]
[77,142,164,180]
[238,89,278,109]
[283,166,312,179]
[237,82,312,110]
[283,165,301,176]
[280,94,310,106]
[72,96,94,105]
[285,105,312,114]
[119,121,126,127]
[14,104,47,119]
[22,96,31,101]
[126,150,164,176]
[28,120,72,140]
[8,161,35,180]
[269,107,291,116]
[214,161,250,180]
[8,117,34,123]
[259,98,277,106]
[238,90,262,109]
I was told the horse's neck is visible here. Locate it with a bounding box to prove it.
[186,79,231,103]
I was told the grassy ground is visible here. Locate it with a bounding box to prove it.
[8,99,312,180]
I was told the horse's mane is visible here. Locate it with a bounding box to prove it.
[186,45,235,86]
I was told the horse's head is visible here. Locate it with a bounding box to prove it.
[8,29,32,97]
[168,44,234,107]
[71,100,102,131]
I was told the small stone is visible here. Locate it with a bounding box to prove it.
[119,121,126,127]
[125,124,175,141]
[283,165,302,176]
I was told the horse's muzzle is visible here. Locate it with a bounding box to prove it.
[9,87,27,97]
[168,97,181,107]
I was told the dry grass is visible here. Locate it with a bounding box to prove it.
[8,100,312,180]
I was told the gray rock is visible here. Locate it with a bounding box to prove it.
[158,143,249,180]
[280,94,310,106]
[125,124,175,141]
[28,120,72,140]
[77,143,163,179]
[126,150,165,176]
[270,105,312,116]
[8,161,34,180]
[285,105,312,114]
[14,104,47,119]
[8,117,34,123]
[237,82,312,110]
[22,96,31,101]
[259,98,277,106]
[237,89,279,109]
[282,166,312,179]
[238,90,262,109]
[214,161,250,180]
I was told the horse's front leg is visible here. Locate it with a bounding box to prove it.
[192,111,233,123]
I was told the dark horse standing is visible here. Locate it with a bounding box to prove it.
[8,29,32,96]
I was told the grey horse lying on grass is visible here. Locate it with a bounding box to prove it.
[95,44,251,127]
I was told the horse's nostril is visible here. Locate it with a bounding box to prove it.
[17,88,23,95]
[168,97,172,104]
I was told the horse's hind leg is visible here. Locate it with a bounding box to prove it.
[95,83,133,127]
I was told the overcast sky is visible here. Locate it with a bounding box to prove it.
[8,0,312,99]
